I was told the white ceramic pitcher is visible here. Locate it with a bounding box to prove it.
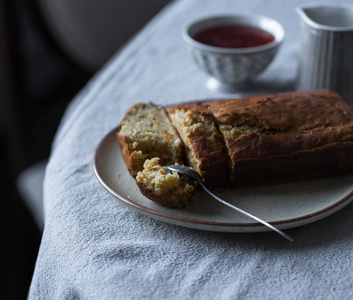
[297,4,353,104]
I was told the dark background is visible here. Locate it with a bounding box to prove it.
[0,0,169,298]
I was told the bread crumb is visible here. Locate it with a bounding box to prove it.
[136,158,194,208]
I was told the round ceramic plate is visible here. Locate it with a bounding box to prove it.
[93,126,353,233]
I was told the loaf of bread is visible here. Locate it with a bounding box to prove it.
[204,89,353,185]
[117,90,353,207]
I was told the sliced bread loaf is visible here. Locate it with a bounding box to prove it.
[117,90,353,207]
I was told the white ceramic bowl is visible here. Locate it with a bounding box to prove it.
[182,14,285,92]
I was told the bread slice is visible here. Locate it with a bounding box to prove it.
[136,158,194,208]
[168,103,229,187]
[117,102,184,177]
[117,102,194,207]
[204,89,353,185]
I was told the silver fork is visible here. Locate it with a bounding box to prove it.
[165,165,293,242]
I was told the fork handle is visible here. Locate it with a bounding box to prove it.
[199,181,293,242]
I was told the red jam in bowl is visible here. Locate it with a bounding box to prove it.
[193,25,275,48]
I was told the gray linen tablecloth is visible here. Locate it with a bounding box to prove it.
[29,0,353,299]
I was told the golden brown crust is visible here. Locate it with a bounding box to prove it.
[204,89,353,131]
[203,89,353,185]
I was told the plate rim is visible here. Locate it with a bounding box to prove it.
[93,126,353,230]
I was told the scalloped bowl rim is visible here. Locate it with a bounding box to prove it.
[182,14,285,54]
